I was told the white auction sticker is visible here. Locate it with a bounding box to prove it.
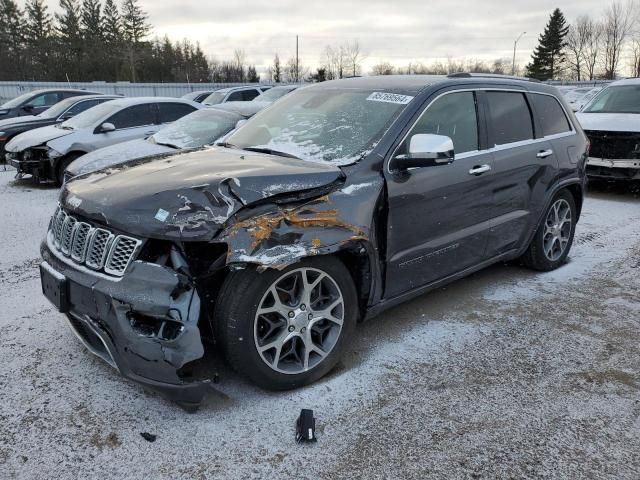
[366,92,414,105]
[154,208,169,222]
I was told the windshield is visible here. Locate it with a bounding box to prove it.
[2,91,38,108]
[60,101,122,129]
[254,87,296,103]
[583,85,640,114]
[38,97,84,119]
[203,92,227,105]
[226,88,413,166]
[151,109,239,148]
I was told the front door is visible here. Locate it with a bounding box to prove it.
[384,90,495,298]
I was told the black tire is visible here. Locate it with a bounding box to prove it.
[213,256,358,390]
[522,189,577,271]
[55,152,81,186]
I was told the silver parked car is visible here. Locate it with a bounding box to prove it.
[65,104,262,181]
[5,97,200,185]
[201,85,271,106]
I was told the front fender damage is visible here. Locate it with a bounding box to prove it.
[216,179,382,271]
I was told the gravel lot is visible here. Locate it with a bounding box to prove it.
[0,168,639,479]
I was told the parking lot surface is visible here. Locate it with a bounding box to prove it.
[0,169,639,479]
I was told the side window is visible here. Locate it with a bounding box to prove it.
[106,104,155,129]
[60,91,82,99]
[158,103,196,123]
[486,91,534,146]
[530,94,572,136]
[227,91,244,102]
[406,91,479,154]
[26,92,59,107]
[241,89,260,101]
[63,99,100,117]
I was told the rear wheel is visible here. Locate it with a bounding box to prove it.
[522,190,576,271]
[214,256,358,390]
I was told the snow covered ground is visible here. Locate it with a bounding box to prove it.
[0,169,639,479]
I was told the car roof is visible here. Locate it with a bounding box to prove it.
[215,85,261,93]
[105,96,200,107]
[609,78,640,86]
[24,88,103,95]
[308,74,562,96]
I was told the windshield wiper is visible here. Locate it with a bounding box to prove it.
[216,141,238,149]
[241,146,302,160]
[154,140,181,149]
[57,125,74,130]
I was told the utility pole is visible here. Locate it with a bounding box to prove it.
[512,32,526,75]
[295,35,299,83]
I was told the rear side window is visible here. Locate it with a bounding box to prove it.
[26,92,59,107]
[227,91,244,101]
[241,89,260,101]
[530,94,572,136]
[107,104,156,129]
[486,91,534,146]
[158,103,196,123]
[407,91,479,154]
[64,99,101,117]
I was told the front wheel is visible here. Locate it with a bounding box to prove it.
[522,190,576,271]
[214,257,358,390]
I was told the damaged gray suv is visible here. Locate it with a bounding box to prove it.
[40,75,587,409]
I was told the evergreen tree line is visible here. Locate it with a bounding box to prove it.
[0,0,258,83]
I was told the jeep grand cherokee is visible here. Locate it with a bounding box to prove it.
[40,75,588,409]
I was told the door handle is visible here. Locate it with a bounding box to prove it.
[144,131,155,136]
[468,164,491,176]
[537,149,553,158]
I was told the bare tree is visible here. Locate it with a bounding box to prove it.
[631,38,640,76]
[601,1,635,79]
[345,40,365,77]
[581,17,603,80]
[370,62,395,75]
[566,16,593,80]
[284,56,309,82]
[233,48,246,81]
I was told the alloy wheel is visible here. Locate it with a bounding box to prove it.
[254,267,345,374]
[543,198,572,261]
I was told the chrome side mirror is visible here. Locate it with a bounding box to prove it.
[393,134,455,170]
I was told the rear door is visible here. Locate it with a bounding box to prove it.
[483,90,557,256]
[90,104,157,151]
[384,90,496,298]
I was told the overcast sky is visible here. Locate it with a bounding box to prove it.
[35,0,610,74]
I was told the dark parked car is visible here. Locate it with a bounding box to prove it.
[0,94,120,158]
[65,104,262,181]
[0,88,100,120]
[40,75,587,409]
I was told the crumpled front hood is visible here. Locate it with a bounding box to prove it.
[576,112,640,133]
[66,138,173,176]
[60,146,344,240]
[5,124,72,152]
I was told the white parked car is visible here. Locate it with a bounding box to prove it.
[5,97,200,185]
[565,86,604,112]
[576,78,640,181]
[201,85,271,106]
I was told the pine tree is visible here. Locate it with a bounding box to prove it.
[24,0,53,79]
[121,0,150,82]
[526,8,569,80]
[272,54,281,83]
[56,0,83,81]
[0,0,25,80]
[247,65,259,83]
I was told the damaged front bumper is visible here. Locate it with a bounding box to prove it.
[586,157,640,180]
[40,237,210,407]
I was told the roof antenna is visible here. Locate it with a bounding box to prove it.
[65,73,71,88]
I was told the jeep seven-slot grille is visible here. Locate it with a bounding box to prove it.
[49,206,142,277]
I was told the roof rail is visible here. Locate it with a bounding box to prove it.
[447,72,541,83]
